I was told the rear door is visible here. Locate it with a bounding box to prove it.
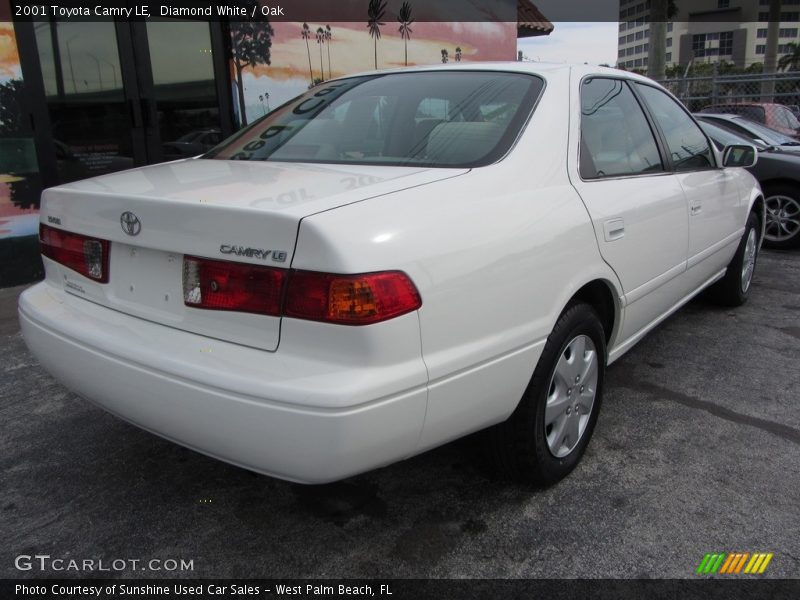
[569,75,689,343]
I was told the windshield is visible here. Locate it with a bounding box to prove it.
[699,121,767,151]
[206,71,544,168]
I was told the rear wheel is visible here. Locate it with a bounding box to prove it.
[490,302,606,486]
[763,185,800,249]
[709,211,760,307]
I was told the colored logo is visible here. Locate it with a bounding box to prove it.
[696,552,774,575]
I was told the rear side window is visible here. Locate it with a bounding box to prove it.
[730,105,766,123]
[206,72,544,168]
[635,84,715,172]
[773,105,800,129]
[579,78,664,179]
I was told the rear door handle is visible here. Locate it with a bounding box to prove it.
[690,203,702,215]
[603,218,625,242]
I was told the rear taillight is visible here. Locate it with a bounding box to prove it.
[182,256,421,325]
[183,255,286,316]
[284,270,422,325]
[39,224,109,283]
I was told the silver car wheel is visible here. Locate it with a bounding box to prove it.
[741,228,757,294]
[544,334,598,458]
[765,195,800,243]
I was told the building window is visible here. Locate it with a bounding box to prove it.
[667,37,673,47]
[644,43,649,52]
[718,0,730,8]
[759,10,800,20]
[757,28,768,38]
[780,28,798,37]
[667,22,673,32]
[635,44,643,54]
[619,49,626,58]
[645,29,650,38]
[636,3,644,14]
[719,31,733,55]
[636,30,644,40]
[666,52,672,62]
[756,44,766,55]
[620,22,627,32]
[627,47,635,56]
[627,33,635,42]
[692,34,707,57]
[635,58,643,67]
[643,57,648,66]
[619,36,626,44]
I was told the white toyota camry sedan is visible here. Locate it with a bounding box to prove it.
[19,63,763,485]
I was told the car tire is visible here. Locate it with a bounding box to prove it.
[709,211,760,307]
[490,302,606,486]
[763,184,800,249]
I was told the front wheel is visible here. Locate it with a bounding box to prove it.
[490,302,606,486]
[709,211,760,307]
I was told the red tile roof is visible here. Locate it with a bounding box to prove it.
[518,0,554,38]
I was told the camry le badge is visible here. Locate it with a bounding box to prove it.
[120,212,142,236]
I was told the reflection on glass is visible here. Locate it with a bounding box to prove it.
[35,21,133,184]
[36,22,123,97]
[147,21,221,161]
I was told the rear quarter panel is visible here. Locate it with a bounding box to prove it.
[293,68,623,450]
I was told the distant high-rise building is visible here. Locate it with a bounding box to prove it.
[617,0,800,71]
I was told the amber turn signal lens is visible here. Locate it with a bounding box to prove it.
[284,270,421,325]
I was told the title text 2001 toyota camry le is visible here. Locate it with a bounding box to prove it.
[19,63,763,485]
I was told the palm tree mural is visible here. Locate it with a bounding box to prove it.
[301,23,314,86]
[316,27,326,81]
[325,25,333,77]
[397,1,414,66]
[778,43,800,71]
[230,1,274,127]
[367,0,387,69]
[455,47,462,62]
[441,49,449,63]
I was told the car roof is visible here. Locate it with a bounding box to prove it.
[696,113,747,121]
[707,102,777,107]
[328,61,662,86]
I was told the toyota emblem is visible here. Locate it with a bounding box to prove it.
[120,211,141,236]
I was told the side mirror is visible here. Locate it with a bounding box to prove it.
[722,144,757,168]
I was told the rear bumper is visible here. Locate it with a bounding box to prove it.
[19,283,427,483]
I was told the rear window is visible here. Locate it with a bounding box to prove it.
[206,71,544,168]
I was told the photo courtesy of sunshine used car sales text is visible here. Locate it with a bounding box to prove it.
[14,584,392,597]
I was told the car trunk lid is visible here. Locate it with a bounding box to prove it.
[40,159,467,351]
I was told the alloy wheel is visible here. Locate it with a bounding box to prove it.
[765,195,800,243]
